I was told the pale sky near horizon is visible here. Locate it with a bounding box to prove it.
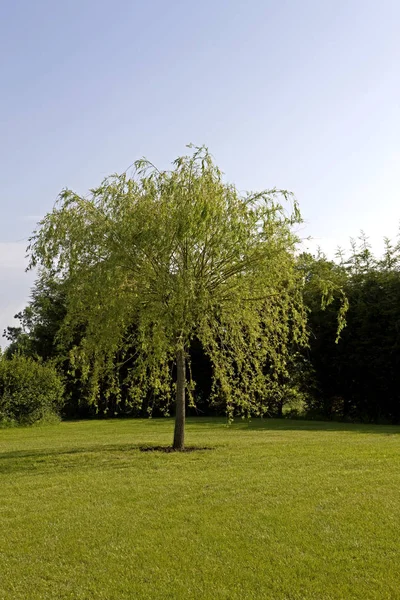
[1,0,400,345]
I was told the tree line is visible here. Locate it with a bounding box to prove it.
[1,147,399,446]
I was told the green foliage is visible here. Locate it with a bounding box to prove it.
[299,250,349,342]
[4,275,67,361]
[29,145,310,422]
[0,354,64,425]
[3,276,106,420]
[304,233,400,423]
[3,276,96,419]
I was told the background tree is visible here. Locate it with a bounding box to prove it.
[29,146,311,449]
[303,234,400,423]
[4,275,67,361]
[3,275,95,418]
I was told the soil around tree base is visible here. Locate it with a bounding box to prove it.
[139,445,214,453]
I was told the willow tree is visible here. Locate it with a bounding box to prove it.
[29,145,309,450]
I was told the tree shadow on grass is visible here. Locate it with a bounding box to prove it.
[0,443,137,476]
[0,442,215,476]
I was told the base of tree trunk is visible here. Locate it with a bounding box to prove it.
[140,445,213,453]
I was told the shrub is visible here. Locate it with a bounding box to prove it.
[0,355,64,425]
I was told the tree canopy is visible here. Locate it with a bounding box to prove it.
[29,145,312,448]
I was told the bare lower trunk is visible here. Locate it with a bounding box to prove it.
[173,349,186,450]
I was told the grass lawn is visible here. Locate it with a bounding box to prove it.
[0,418,399,600]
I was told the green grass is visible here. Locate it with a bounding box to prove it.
[1,418,399,600]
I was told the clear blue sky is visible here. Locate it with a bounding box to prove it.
[1,0,400,343]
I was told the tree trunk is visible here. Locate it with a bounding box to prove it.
[173,348,186,450]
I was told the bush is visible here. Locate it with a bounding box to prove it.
[0,355,64,425]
